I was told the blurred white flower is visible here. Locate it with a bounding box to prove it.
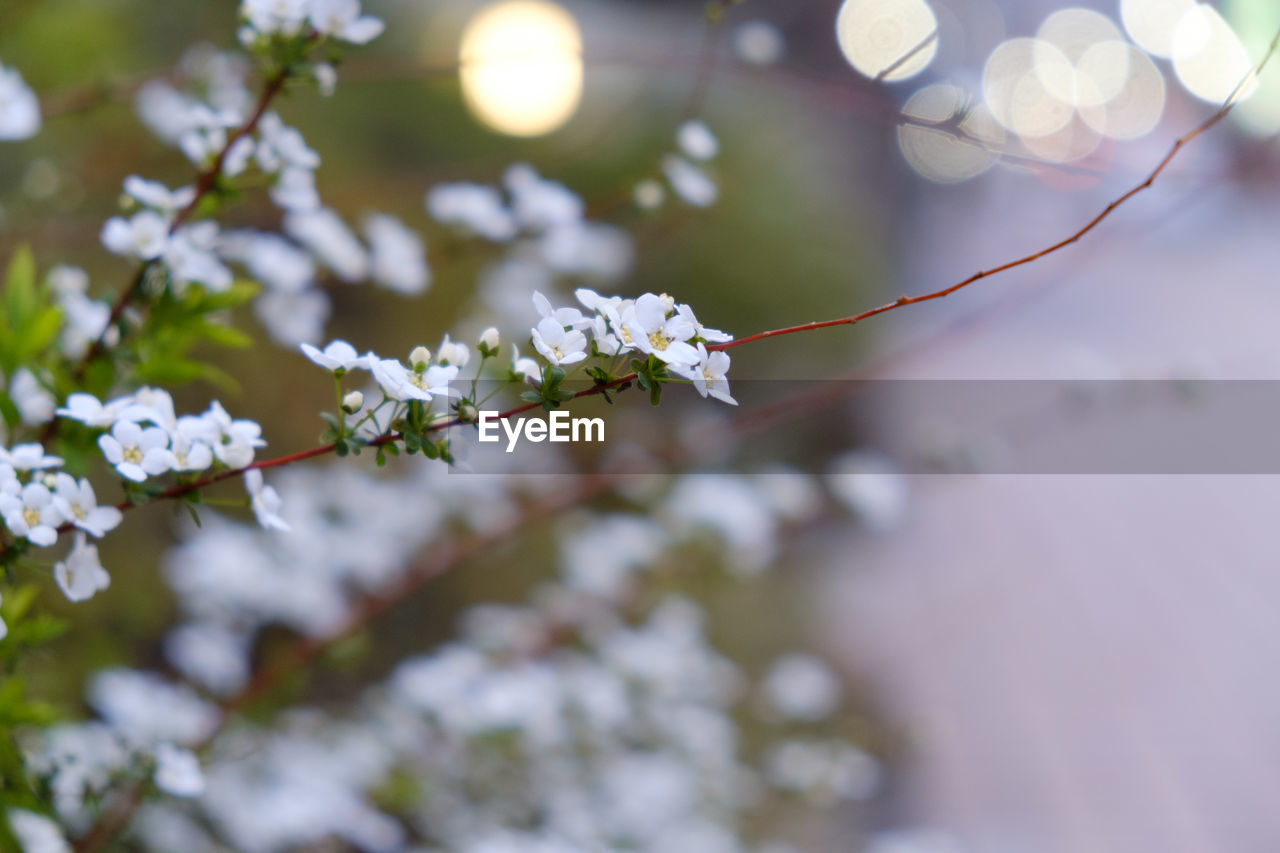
[762,654,841,721]
[245,469,290,532]
[364,213,430,295]
[101,211,170,260]
[153,744,205,798]
[54,534,111,602]
[676,120,719,161]
[0,64,40,140]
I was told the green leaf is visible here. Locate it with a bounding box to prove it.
[195,322,254,349]
[4,246,37,328]
[17,306,61,359]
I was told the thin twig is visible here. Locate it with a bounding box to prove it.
[711,28,1280,354]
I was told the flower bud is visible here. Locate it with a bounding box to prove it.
[438,336,470,367]
[342,391,364,413]
[457,402,478,423]
[409,346,431,371]
[658,292,676,314]
[479,327,500,351]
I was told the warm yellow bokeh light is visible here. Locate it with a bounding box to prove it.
[459,0,583,137]
[836,0,939,83]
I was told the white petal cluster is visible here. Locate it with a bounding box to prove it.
[300,338,460,404]
[530,289,737,403]
[0,62,41,141]
[101,177,234,292]
[64,388,265,484]
[239,0,385,44]
[47,265,115,359]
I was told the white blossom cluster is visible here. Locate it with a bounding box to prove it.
[25,446,895,851]
[123,11,433,348]
[537,288,738,404]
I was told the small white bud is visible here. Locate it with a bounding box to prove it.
[438,336,470,367]
[479,327,500,350]
[342,390,364,413]
[409,346,431,371]
[658,293,676,313]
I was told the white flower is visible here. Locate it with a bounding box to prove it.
[269,166,321,210]
[56,393,128,428]
[218,230,315,292]
[168,432,215,473]
[662,155,718,207]
[436,334,470,367]
[670,343,736,404]
[312,62,338,96]
[205,402,265,468]
[825,450,907,533]
[1,443,63,471]
[676,120,719,160]
[7,809,69,853]
[762,654,841,721]
[241,0,309,36]
[478,327,500,350]
[99,421,175,482]
[308,0,386,44]
[425,183,517,241]
[299,339,370,372]
[510,344,541,383]
[244,469,290,531]
[371,358,456,402]
[128,386,178,430]
[101,211,169,260]
[255,289,330,347]
[532,290,588,330]
[0,482,63,546]
[505,163,583,230]
[47,265,89,296]
[164,223,233,291]
[52,474,122,538]
[123,176,196,213]
[0,64,40,141]
[625,293,699,365]
[255,112,320,173]
[153,744,205,798]
[676,302,733,343]
[11,367,55,425]
[530,316,588,366]
[222,135,255,176]
[364,214,430,295]
[54,533,111,602]
[284,207,368,282]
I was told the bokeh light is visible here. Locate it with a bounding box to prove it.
[1226,0,1280,135]
[976,7,1169,166]
[1120,0,1198,58]
[836,0,939,83]
[897,83,1005,183]
[458,0,583,137]
[1171,5,1255,104]
[984,37,1075,138]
